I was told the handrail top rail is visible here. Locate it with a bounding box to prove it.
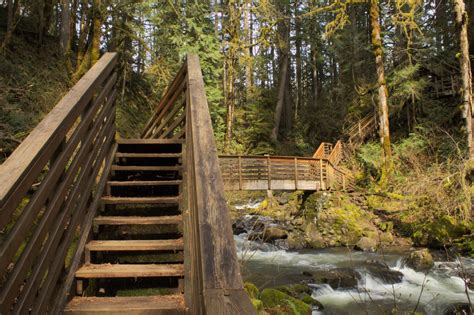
[0,53,118,205]
[219,154,324,161]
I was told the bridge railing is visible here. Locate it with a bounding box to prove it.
[142,54,255,314]
[0,53,118,313]
[219,154,352,191]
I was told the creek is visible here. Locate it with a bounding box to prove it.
[234,212,473,315]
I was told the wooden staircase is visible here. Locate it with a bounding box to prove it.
[0,53,255,314]
[64,139,186,314]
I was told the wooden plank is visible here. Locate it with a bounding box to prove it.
[75,264,185,278]
[186,54,255,313]
[142,70,187,138]
[15,128,116,314]
[94,215,183,225]
[147,80,186,139]
[0,53,117,221]
[141,61,187,137]
[158,111,186,139]
[64,295,185,314]
[53,143,118,313]
[223,180,320,191]
[101,196,181,204]
[151,100,186,139]
[117,138,185,144]
[111,165,182,171]
[115,153,181,158]
[0,95,117,301]
[0,72,117,233]
[107,180,182,186]
[86,239,184,252]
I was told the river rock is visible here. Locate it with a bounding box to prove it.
[263,226,288,241]
[305,222,327,248]
[405,249,434,271]
[363,260,403,284]
[305,268,361,289]
[287,231,307,250]
[354,237,377,252]
[443,303,472,315]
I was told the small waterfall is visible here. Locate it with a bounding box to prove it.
[234,212,473,314]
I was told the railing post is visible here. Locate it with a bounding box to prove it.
[238,156,243,190]
[319,159,324,190]
[294,157,298,190]
[267,155,271,190]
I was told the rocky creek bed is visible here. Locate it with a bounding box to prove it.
[229,192,474,314]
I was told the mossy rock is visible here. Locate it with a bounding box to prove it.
[251,298,264,311]
[260,288,312,315]
[406,249,434,271]
[412,216,471,247]
[244,282,260,299]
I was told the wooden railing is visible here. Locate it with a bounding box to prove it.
[327,140,343,165]
[313,142,333,159]
[345,112,377,145]
[0,53,118,313]
[219,155,352,191]
[142,55,255,314]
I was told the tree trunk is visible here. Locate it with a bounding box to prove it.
[294,0,302,119]
[271,53,289,142]
[60,0,71,55]
[38,0,54,45]
[224,0,239,148]
[370,0,393,179]
[311,45,319,109]
[90,0,102,65]
[243,0,252,90]
[76,0,90,71]
[1,0,20,53]
[453,0,473,157]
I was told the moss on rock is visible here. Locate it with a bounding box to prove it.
[244,282,260,299]
[260,288,312,315]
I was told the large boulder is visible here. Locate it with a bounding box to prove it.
[354,237,377,252]
[363,260,403,284]
[263,226,288,241]
[305,268,361,290]
[405,249,434,271]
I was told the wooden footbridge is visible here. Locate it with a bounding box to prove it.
[0,53,350,314]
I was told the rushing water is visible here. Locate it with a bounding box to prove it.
[235,233,474,315]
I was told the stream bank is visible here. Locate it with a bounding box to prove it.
[227,191,474,314]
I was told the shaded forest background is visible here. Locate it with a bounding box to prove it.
[1,0,473,156]
[0,0,473,256]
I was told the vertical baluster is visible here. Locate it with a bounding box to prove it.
[294,158,298,190]
[267,155,271,190]
[238,156,242,190]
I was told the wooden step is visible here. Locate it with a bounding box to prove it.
[64,295,185,314]
[86,239,184,252]
[107,180,182,187]
[75,264,184,279]
[101,196,181,205]
[94,215,183,226]
[117,139,185,144]
[111,165,182,171]
[115,153,182,158]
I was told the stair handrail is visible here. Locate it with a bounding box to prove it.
[327,140,343,166]
[142,54,255,314]
[0,53,118,313]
